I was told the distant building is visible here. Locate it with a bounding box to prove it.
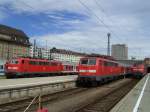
[111,44,128,60]
[30,47,86,70]
[50,48,86,64]
[30,46,51,59]
[0,24,31,74]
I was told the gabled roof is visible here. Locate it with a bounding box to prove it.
[0,24,28,39]
[0,24,30,46]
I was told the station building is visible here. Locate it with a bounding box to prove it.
[30,46,50,59]
[0,24,31,74]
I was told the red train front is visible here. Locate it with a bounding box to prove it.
[5,57,63,78]
[77,57,125,86]
[131,64,145,78]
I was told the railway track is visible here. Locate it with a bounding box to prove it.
[0,78,139,112]
[75,79,139,112]
[0,87,88,112]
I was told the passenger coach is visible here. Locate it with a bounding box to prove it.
[77,57,125,86]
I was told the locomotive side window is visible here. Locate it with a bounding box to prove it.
[104,61,108,66]
[51,62,58,66]
[11,60,19,64]
[39,61,49,65]
[80,59,88,65]
[114,63,118,67]
[89,59,96,65]
[104,61,118,67]
[29,61,38,65]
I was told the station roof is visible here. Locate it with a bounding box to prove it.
[0,24,30,46]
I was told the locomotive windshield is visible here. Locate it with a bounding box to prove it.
[80,59,96,65]
[81,59,88,65]
[10,60,19,64]
[88,59,96,65]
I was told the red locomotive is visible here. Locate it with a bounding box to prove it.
[4,57,77,78]
[77,56,125,86]
[130,64,145,78]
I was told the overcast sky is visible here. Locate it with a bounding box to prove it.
[0,0,150,59]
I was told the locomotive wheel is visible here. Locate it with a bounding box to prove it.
[6,75,16,79]
[76,80,81,87]
[91,81,98,87]
[6,75,11,79]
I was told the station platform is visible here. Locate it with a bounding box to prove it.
[110,74,150,112]
[0,75,78,105]
[0,75,77,90]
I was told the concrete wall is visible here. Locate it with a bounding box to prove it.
[0,80,76,105]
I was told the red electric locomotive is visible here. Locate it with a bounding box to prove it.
[131,64,145,78]
[5,57,63,78]
[77,57,125,86]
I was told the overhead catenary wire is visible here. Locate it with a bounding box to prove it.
[78,0,140,58]
[0,1,143,58]
[78,0,123,43]
[93,0,139,57]
[93,0,129,43]
[20,0,137,57]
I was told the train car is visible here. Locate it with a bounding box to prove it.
[4,57,63,78]
[77,57,125,86]
[130,64,145,78]
[62,63,78,75]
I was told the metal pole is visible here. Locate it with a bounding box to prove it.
[46,40,48,59]
[107,33,111,56]
[33,39,36,58]
[7,42,10,60]
[49,49,51,60]
[39,94,41,109]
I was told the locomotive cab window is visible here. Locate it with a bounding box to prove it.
[80,59,88,65]
[88,59,96,65]
[11,60,19,64]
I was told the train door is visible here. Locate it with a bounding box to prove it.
[99,60,103,75]
[21,59,29,73]
[103,61,108,76]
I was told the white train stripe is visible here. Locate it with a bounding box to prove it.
[79,70,96,73]
[89,70,96,73]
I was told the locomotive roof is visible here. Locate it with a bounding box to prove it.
[81,57,118,63]
[11,57,61,62]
